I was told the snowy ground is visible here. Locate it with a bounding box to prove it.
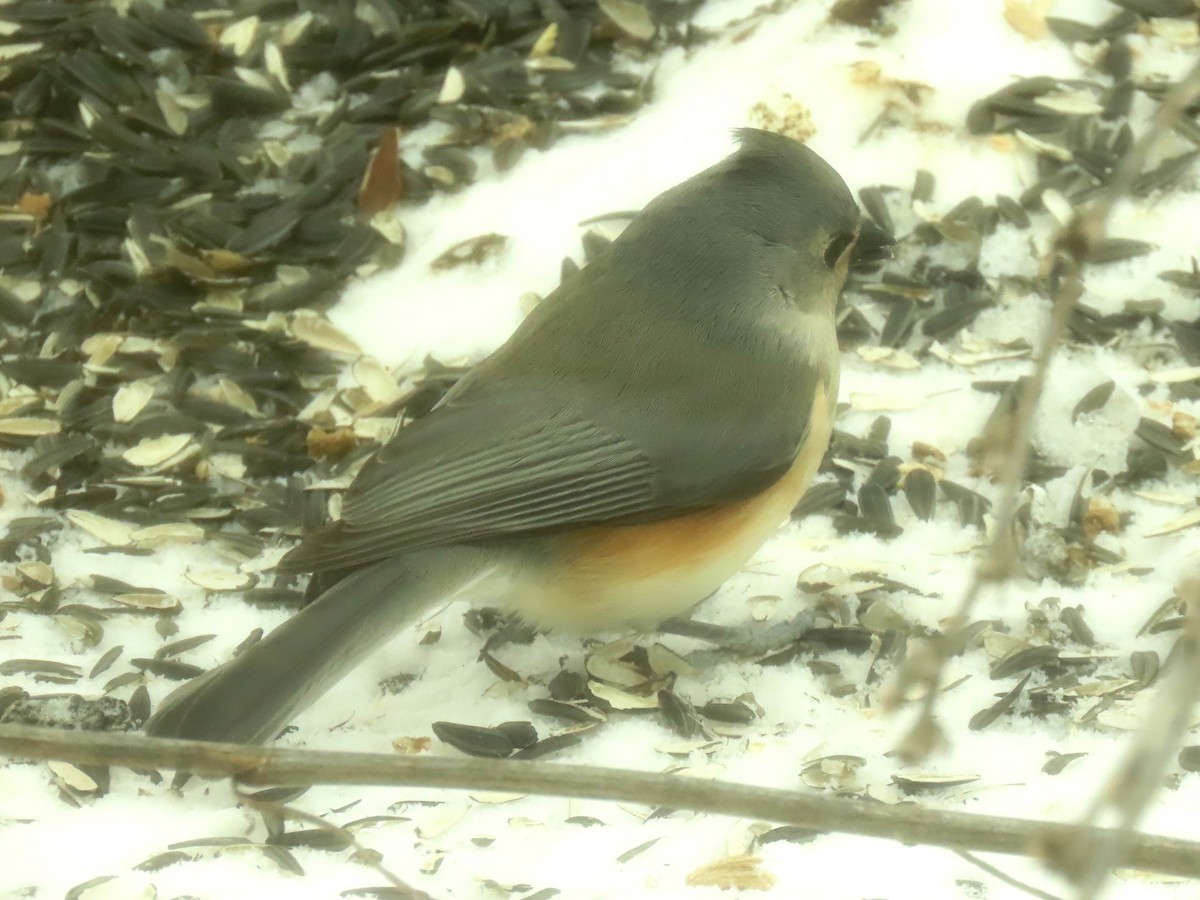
[3,0,1200,898]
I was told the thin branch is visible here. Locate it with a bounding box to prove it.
[1050,577,1200,898]
[894,267,1082,760]
[956,850,1065,900]
[891,55,1200,762]
[1077,57,1200,241]
[3,724,1200,881]
[1038,58,1200,899]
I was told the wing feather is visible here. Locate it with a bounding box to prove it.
[279,396,661,573]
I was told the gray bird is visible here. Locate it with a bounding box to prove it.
[145,128,880,745]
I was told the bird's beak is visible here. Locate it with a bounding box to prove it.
[851,220,896,270]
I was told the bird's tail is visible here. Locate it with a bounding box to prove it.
[144,546,491,744]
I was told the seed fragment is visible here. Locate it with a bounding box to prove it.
[122,434,193,468]
[685,855,776,891]
[599,0,656,40]
[891,773,980,793]
[48,761,99,792]
[0,417,61,436]
[1072,381,1116,421]
[288,312,362,355]
[432,721,515,758]
[991,644,1060,679]
[1043,752,1088,775]
[589,680,659,710]
[970,673,1031,731]
[430,233,510,271]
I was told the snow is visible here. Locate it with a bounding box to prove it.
[3,1,1200,898]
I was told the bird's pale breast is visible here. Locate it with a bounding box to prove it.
[511,383,834,630]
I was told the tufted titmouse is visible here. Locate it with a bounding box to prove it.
[146,129,882,744]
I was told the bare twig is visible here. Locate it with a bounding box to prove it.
[3,724,1200,881]
[1048,576,1200,898]
[956,850,1065,900]
[890,225,1082,762]
[891,56,1200,763]
[1075,58,1200,242]
[1037,58,1200,899]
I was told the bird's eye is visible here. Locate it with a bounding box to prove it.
[823,231,856,269]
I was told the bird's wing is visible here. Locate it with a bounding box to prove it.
[278,385,800,574]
